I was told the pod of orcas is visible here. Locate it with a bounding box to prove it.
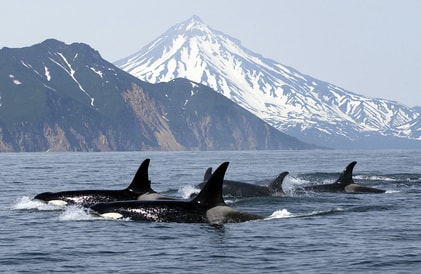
[33,159,385,224]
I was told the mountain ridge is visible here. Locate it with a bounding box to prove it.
[0,39,317,151]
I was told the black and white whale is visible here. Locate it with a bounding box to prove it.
[90,162,264,224]
[34,159,172,207]
[190,168,289,198]
[298,161,385,193]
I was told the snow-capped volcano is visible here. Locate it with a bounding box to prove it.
[115,16,420,148]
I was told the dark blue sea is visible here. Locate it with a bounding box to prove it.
[1,150,421,273]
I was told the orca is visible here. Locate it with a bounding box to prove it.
[90,162,264,224]
[34,159,172,207]
[191,168,289,198]
[299,161,385,193]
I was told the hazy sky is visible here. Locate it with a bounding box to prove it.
[2,0,420,107]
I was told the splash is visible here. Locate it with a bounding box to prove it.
[58,206,97,221]
[385,190,400,194]
[12,196,63,211]
[265,209,294,220]
[178,185,200,199]
[265,207,346,221]
[282,176,315,194]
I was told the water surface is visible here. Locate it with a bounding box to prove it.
[1,150,420,273]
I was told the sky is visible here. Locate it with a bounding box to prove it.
[2,0,420,107]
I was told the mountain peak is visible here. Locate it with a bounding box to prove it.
[187,15,204,25]
[173,15,209,34]
[40,38,67,47]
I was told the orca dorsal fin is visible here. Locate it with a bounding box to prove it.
[126,159,153,193]
[335,161,357,186]
[193,162,229,207]
[268,171,289,194]
[203,167,213,181]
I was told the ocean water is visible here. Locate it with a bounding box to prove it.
[1,149,421,273]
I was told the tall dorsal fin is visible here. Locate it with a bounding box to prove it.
[203,167,213,181]
[268,171,289,194]
[126,159,153,193]
[335,161,357,186]
[193,162,229,207]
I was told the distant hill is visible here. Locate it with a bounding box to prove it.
[0,39,317,152]
[115,16,421,149]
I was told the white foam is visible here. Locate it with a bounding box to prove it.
[178,185,200,199]
[12,196,63,211]
[385,190,400,193]
[265,209,294,220]
[58,206,96,221]
[284,176,310,188]
[265,207,346,221]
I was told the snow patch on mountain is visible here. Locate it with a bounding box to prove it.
[89,67,104,78]
[49,52,95,106]
[9,74,22,85]
[44,66,51,81]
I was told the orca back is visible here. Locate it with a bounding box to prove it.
[203,167,213,181]
[335,161,357,186]
[193,162,228,208]
[126,159,154,193]
[268,171,289,194]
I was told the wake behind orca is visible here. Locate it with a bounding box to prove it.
[34,159,172,207]
[90,162,264,224]
[298,161,385,194]
[191,167,289,198]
